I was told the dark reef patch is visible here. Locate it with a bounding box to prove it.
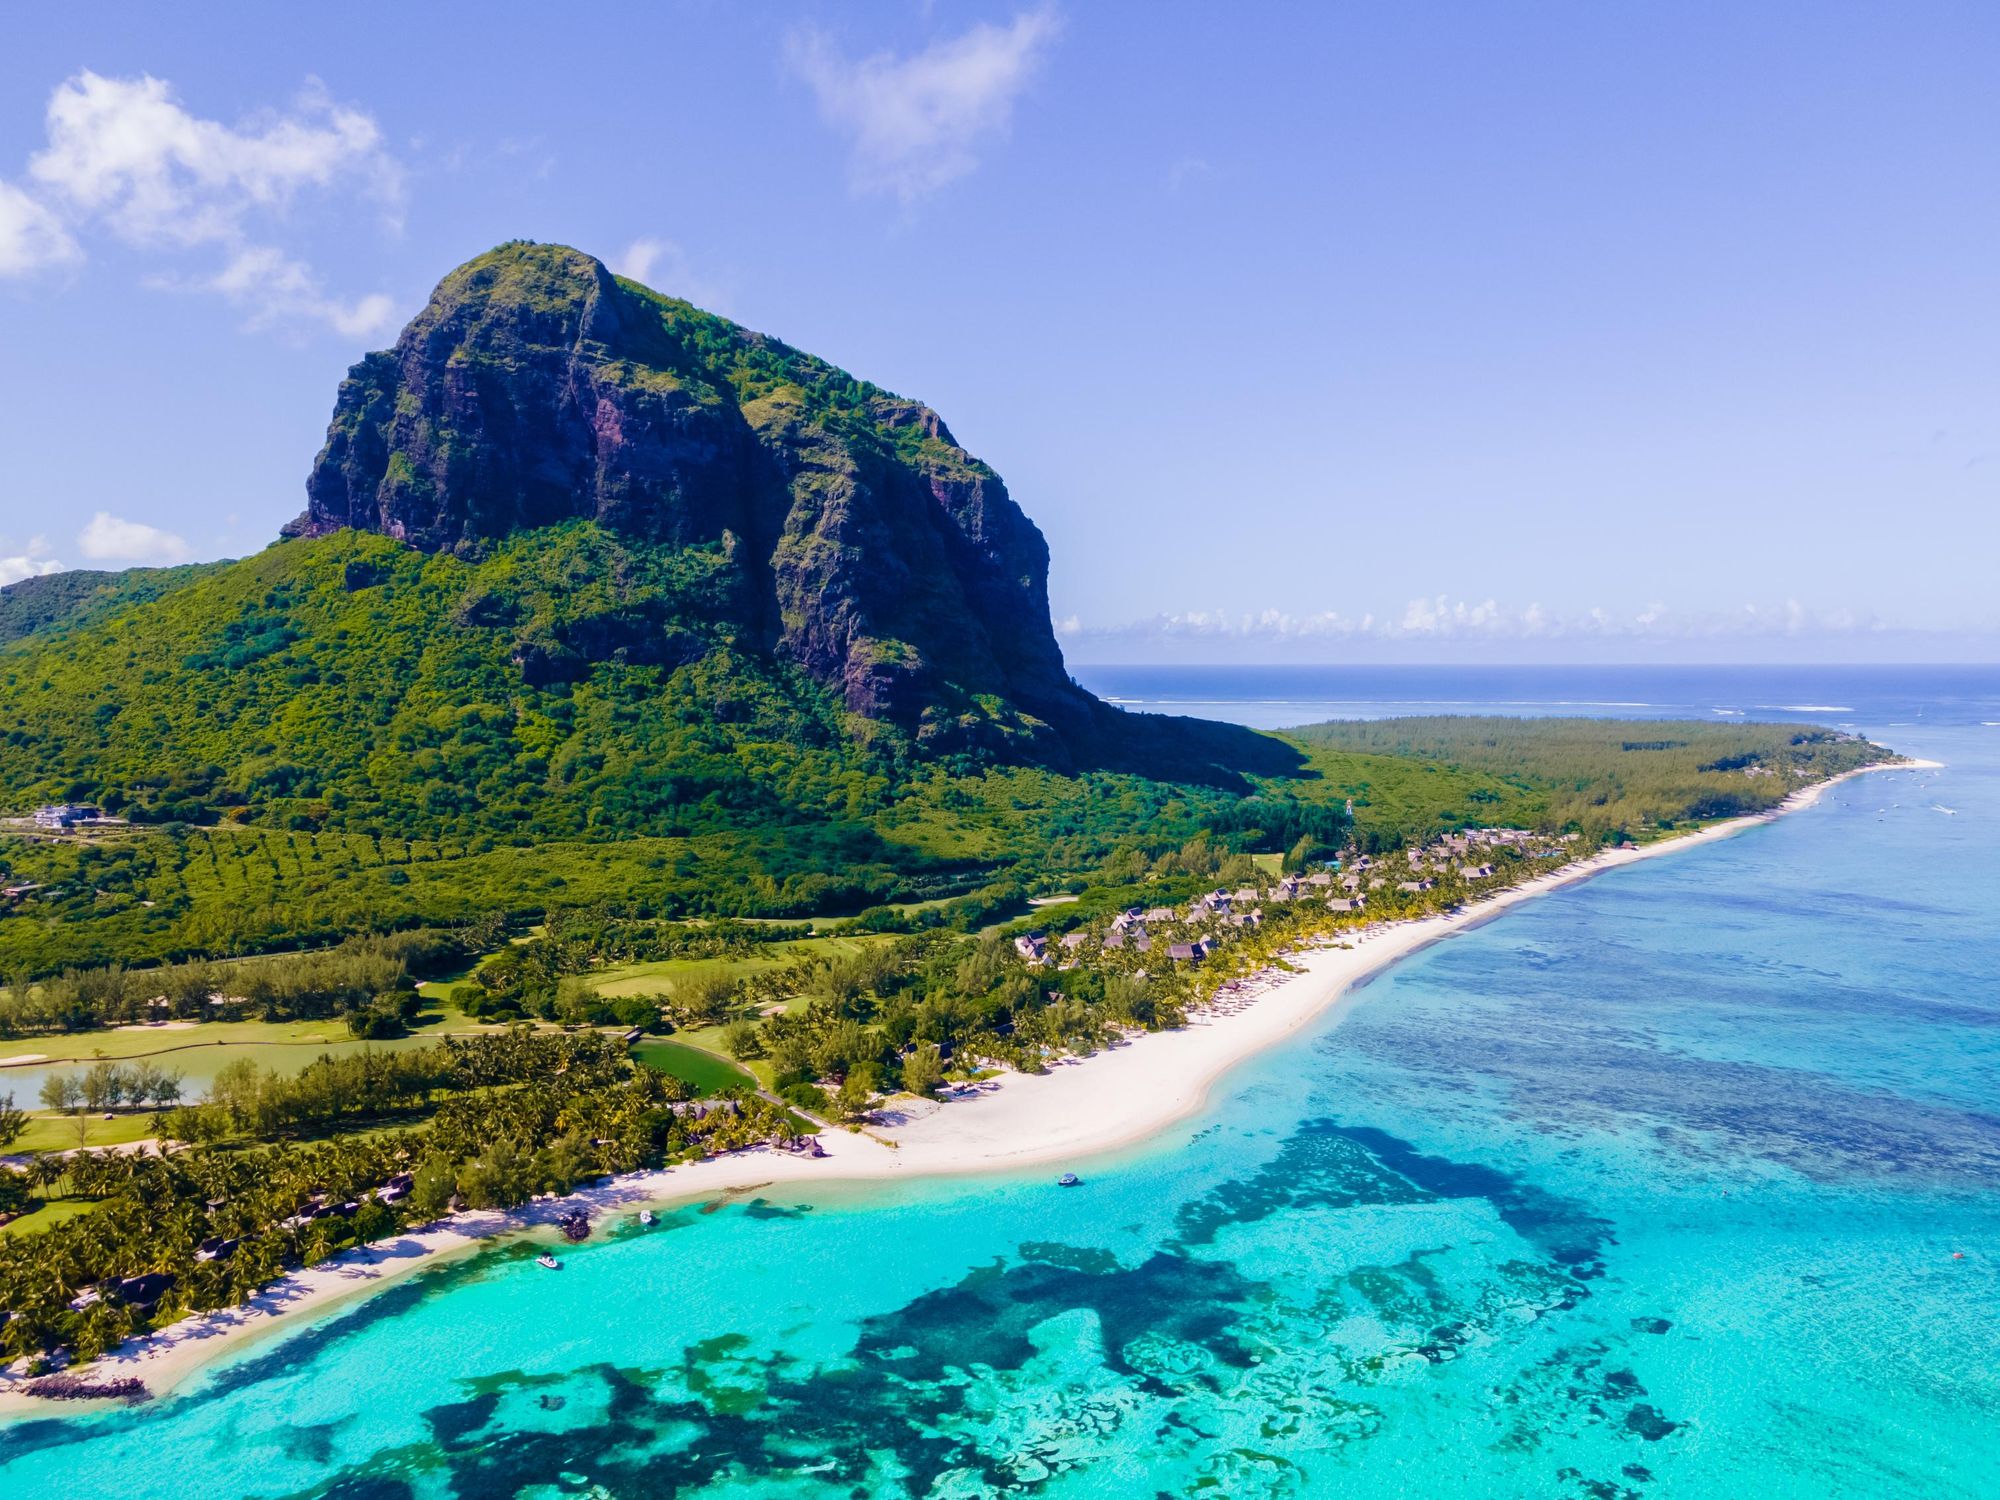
[850,1250,1262,1386]
[1167,1117,1615,1291]
[1624,1404,1679,1441]
[738,1198,812,1220]
[1018,1241,1124,1275]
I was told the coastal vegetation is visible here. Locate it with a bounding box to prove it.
[0,1030,803,1367]
[1287,717,1884,844]
[0,686,1880,980]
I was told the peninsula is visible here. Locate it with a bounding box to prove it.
[0,243,1907,1411]
[0,754,1934,1415]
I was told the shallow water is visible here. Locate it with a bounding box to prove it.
[5,668,1996,1498]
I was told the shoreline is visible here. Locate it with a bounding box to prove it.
[0,756,1940,1419]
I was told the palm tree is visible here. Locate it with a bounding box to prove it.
[26,1152,65,1202]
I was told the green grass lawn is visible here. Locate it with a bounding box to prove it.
[10,1110,159,1154]
[1,1015,358,1062]
[0,1000,493,1065]
[630,1039,757,1096]
[589,935,889,999]
[594,937,900,1092]
[0,1197,98,1238]
[0,1000,501,1120]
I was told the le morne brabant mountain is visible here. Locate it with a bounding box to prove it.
[0,243,1877,974]
[293,242,1110,757]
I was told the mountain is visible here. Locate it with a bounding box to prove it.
[0,244,1318,969]
[288,241,1100,759]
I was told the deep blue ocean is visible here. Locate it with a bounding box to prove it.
[3,665,1995,1499]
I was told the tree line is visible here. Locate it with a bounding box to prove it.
[0,928,470,1037]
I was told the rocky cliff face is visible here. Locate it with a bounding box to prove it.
[289,242,1095,755]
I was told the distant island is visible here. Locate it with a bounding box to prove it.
[0,243,1905,1398]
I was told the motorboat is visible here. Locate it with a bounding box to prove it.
[1057,1172,1081,1187]
[536,1253,561,1270]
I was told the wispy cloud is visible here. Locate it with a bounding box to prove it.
[1062,597,1928,647]
[0,179,79,274]
[785,8,1061,201]
[610,236,732,313]
[77,511,192,566]
[1,71,403,336]
[151,245,398,337]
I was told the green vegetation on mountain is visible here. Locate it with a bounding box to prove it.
[0,526,1341,971]
[0,561,227,647]
[0,241,1891,981]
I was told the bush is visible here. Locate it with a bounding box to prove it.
[610,996,661,1031]
[346,1008,406,1039]
[780,1081,829,1113]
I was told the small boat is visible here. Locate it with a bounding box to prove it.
[1056,1172,1081,1188]
[536,1253,561,1270]
[638,1210,656,1226]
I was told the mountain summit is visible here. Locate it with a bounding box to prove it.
[289,241,1093,754]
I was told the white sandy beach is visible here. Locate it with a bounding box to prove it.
[0,757,1939,1416]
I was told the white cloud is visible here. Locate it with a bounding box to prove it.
[155,245,399,337]
[611,237,667,284]
[1,70,401,337]
[1065,597,1911,647]
[29,71,398,245]
[0,534,62,585]
[0,179,79,274]
[785,8,1060,200]
[0,554,64,586]
[609,236,731,312]
[77,511,192,565]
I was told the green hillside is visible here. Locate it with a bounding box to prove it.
[0,528,1341,970]
[0,560,228,647]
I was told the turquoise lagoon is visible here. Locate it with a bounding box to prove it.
[4,668,1996,1498]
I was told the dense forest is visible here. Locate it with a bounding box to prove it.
[0,652,1886,979]
[0,561,228,648]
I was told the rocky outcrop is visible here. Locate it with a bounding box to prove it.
[289,242,1097,754]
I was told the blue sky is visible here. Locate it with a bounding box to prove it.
[1,2,1995,662]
